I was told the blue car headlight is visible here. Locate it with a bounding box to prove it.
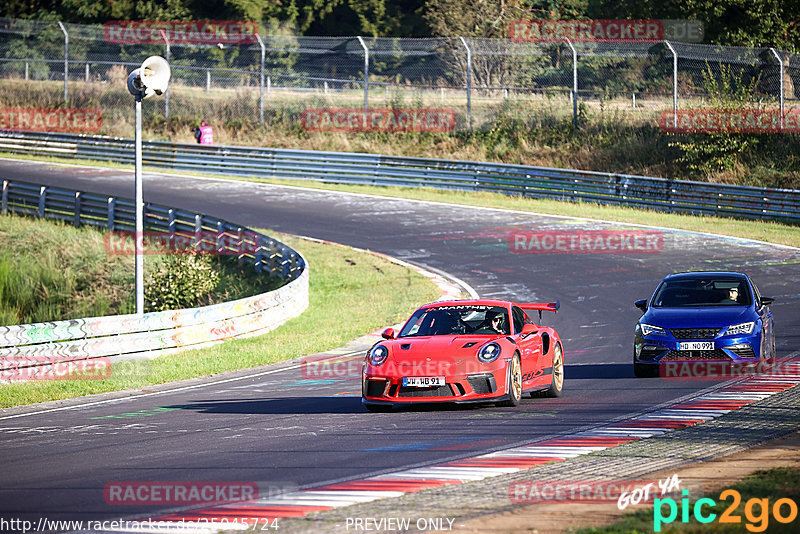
[368,345,389,366]
[725,322,755,336]
[639,323,667,337]
[477,342,502,363]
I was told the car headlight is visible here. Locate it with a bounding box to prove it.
[725,322,755,336]
[477,342,502,363]
[368,345,389,366]
[639,323,666,337]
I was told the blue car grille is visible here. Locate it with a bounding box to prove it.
[670,328,720,339]
[661,349,731,361]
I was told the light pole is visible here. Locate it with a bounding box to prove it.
[127,56,171,315]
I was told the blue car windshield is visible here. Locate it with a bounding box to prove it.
[398,305,509,337]
[652,278,752,307]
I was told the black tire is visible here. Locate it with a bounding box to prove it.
[531,342,564,398]
[497,354,522,407]
[364,403,392,412]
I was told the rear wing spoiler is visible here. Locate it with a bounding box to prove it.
[519,301,560,322]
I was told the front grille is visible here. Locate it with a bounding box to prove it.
[670,328,720,340]
[467,375,496,394]
[661,350,732,361]
[366,379,386,397]
[397,385,454,397]
[730,345,756,358]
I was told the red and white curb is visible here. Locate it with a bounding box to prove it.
[95,364,800,532]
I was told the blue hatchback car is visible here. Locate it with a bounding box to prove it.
[633,271,775,377]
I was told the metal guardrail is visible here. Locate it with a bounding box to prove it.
[0,130,798,223]
[0,178,308,381]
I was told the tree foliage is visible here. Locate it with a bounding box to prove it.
[2,0,798,50]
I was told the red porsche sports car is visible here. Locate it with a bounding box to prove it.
[362,299,563,411]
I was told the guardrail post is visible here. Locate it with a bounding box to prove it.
[216,221,224,255]
[38,186,46,218]
[770,48,785,129]
[168,208,175,248]
[1,180,7,215]
[459,37,472,128]
[72,191,81,226]
[237,226,244,263]
[107,197,115,231]
[256,34,266,125]
[357,36,369,110]
[57,22,68,104]
[195,214,203,252]
[565,38,578,126]
[664,40,678,125]
[254,234,262,272]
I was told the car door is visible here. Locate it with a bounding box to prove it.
[512,306,543,383]
[750,278,774,360]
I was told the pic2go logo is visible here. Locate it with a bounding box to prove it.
[654,489,799,532]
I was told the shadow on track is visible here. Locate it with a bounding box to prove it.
[565,363,634,379]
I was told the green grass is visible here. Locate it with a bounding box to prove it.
[0,214,284,324]
[577,466,800,533]
[0,232,441,408]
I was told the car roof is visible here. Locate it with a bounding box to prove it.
[662,271,749,281]
[421,299,512,309]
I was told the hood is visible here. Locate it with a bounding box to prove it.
[642,306,753,329]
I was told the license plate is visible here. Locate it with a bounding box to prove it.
[678,341,714,351]
[403,376,445,387]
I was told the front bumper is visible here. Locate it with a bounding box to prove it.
[362,363,511,405]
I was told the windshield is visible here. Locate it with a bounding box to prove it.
[652,278,751,307]
[398,305,510,337]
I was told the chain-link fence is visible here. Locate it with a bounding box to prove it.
[0,17,797,136]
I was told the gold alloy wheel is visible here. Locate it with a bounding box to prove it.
[511,355,522,400]
[552,344,564,392]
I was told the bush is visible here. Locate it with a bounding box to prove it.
[145,254,219,312]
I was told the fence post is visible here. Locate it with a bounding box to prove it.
[357,36,369,110]
[160,30,170,118]
[565,39,578,126]
[664,40,678,126]
[85,63,89,82]
[57,22,68,104]
[770,48,785,129]
[256,34,266,125]
[459,37,472,128]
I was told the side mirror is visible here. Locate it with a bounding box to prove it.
[381,328,395,340]
[634,299,648,312]
[761,297,774,307]
[521,324,538,337]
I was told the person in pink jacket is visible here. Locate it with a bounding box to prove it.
[194,119,213,145]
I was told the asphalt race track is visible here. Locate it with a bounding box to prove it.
[1,158,799,530]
